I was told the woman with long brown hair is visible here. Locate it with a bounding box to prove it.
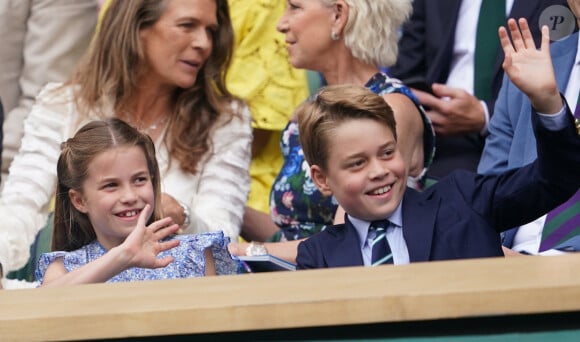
[0,0,251,282]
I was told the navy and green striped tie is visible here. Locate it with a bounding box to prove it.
[370,220,394,266]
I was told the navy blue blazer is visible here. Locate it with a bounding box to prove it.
[297,105,580,269]
[479,32,580,251]
[389,0,570,178]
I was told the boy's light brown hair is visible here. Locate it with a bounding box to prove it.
[297,84,397,171]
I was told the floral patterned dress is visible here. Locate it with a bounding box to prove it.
[270,72,435,241]
[35,232,241,284]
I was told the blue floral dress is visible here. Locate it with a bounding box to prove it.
[270,72,435,241]
[35,232,241,284]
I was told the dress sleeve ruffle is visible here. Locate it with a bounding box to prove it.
[175,232,241,276]
[35,250,85,284]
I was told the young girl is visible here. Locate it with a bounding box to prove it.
[35,119,240,286]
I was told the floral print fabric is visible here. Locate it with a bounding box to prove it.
[35,232,240,284]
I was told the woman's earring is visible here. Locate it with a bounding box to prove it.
[330,31,340,41]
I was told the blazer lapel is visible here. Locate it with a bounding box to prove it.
[509,0,540,27]
[491,0,543,84]
[401,189,440,262]
[552,32,578,91]
[440,0,463,44]
[325,219,364,267]
[435,0,463,80]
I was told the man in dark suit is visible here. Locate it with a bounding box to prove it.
[389,0,569,180]
[295,19,580,269]
[478,1,580,254]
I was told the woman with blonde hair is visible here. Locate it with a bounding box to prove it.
[0,0,252,285]
[230,0,435,263]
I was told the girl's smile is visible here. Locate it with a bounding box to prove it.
[69,146,155,250]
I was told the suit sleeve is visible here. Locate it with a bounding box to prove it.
[296,239,320,270]
[465,100,580,231]
[478,74,516,174]
[388,0,427,80]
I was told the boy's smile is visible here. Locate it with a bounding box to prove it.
[311,118,408,222]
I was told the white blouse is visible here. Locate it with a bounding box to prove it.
[0,83,252,273]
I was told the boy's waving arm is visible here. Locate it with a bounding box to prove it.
[499,18,562,115]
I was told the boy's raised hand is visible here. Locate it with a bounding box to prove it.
[122,204,180,269]
[500,18,561,114]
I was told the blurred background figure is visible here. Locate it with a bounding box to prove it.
[225,0,309,242]
[0,0,98,185]
[228,0,435,262]
[390,0,569,182]
[479,1,580,255]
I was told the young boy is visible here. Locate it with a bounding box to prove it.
[295,19,580,269]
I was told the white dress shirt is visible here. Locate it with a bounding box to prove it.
[349,202,410,266]
[446,0,515,134]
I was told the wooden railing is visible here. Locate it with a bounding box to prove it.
[2,254,580,341]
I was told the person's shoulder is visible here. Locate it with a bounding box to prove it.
[212,99,252,137]
[217,99,251,124]
[37,250,68,271]
[550,31,578,52]
[417,173,465,197]
[229,98,250,115]
[35,82,76,105]
[35,248,84,283]
[419,170,481,203]
[303,224,347,244]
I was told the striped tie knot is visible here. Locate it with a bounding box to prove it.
[369,220,393,266]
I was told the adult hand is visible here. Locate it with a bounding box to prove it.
[241,206,280,242]
[227,242,248,256]
[500,18,560,114]
[121,204,180,269]
[161,193,187,227]
[412,85,486,136]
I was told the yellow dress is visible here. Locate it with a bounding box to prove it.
[226,0,308,214]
